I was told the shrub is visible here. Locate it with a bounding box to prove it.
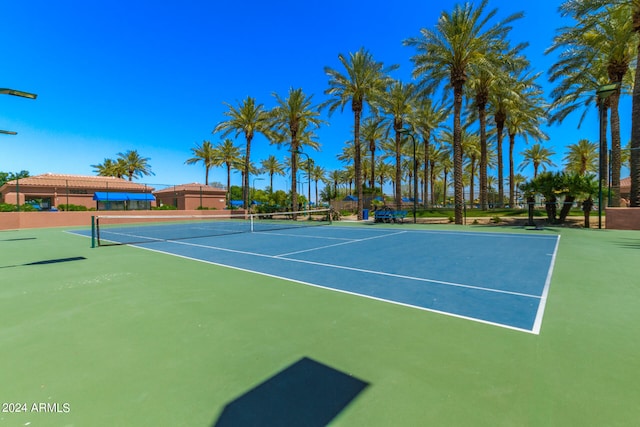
[58,204,88,211]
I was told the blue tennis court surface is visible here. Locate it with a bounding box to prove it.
[73,225,560,334]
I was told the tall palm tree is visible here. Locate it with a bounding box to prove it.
[213,139,243,208]
[361,116,386,188]
[323,47,397,220]
[116,150,154,181]
[413,99,450,208]
[558,0,640,206]
[563,139,598,175]
[213,96,270,209]
[309,165,327,207]
[506,73,549,205]
[519,143,556,178]
[185,140,216,185]
[375,161,394,197]
[550,3,635,207]
[378,80,417,208]
[405,0,523,223]
[260,155,285,192]
[461,131,481,207]
[468,42,527,210]
[269,87,324,215]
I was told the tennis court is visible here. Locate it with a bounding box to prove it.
[1,222,639,426]
[73,212,560,334]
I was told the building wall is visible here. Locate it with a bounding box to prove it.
[605,207,640,230]
[0,209,242,230]
[155,190,226,210]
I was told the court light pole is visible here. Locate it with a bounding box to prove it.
[398,128,418,224]
[1,87,38,135]
[596,83,620,229]
[252,177,264,209]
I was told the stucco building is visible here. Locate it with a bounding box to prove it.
[0,173,154,210]
[153,183,227,210]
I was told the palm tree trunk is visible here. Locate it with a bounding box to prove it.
[453,84,464,224]
[508,131,516,207]
[369,141,376,189]
[609,90,622,207]
[353,109,363,220]
[243,137,252,210]
[469,159,476,209]
[422,131,430,208]
[599,102,609,211]
[478,102,488,210]
[394,126,402,209]
[225,164,231,208]
[630,10,640,207]
[291,146,298,215]
[496,112,506,207]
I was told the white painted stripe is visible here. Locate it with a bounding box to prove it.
[531,234,561,334]
[275,231,407,257]
[167,238,541,299]
[133,243,537,335]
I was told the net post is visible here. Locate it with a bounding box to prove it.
[91,215,96,248]
[250,213,254,232]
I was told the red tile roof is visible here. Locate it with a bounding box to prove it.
[153,183,225,194]
[3,173,153,191]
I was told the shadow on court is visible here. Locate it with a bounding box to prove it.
[0,237,37,242]
[213,357,369,427]
[0,256,86,269]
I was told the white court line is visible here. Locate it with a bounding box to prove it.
[275,230,408,257]
[132,242,538,335]
[167,238,541,299]
[531,234,561,334]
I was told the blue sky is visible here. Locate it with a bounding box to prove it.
[0,0,632,193]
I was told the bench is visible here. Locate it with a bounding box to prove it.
[374,209,407,223]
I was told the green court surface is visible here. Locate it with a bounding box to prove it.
[1,224,639,426]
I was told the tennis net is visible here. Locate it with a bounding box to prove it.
[91,208,332,246]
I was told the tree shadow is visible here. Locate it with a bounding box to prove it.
[616,238,640,249]
[0,256,86,269]
[213,357,369,427]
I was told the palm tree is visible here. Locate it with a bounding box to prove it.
[378,80,417,208]
[519,143,556,178]
[405,0,523,223]
[92,158,126,178]
[260,155,285,192]
[558,0,640,206]
[375,161,394,197]
[462,131,481,208]
[361,116,386,188]
[185,140,216,185]
[550,4,635,207]
[213,139,243,207]
[506,73,549,206]
[413,99,450,208]
[468,42,527,210]
[213,96,270,209]
[269,87,323,216]
[309,165,327,207]
[323,47,397,220]
[116,150,153,181]
[563,139,598,176]
[488,71,521,207]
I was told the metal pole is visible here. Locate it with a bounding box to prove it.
[16,176,20,212]
[91,216,96,248]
